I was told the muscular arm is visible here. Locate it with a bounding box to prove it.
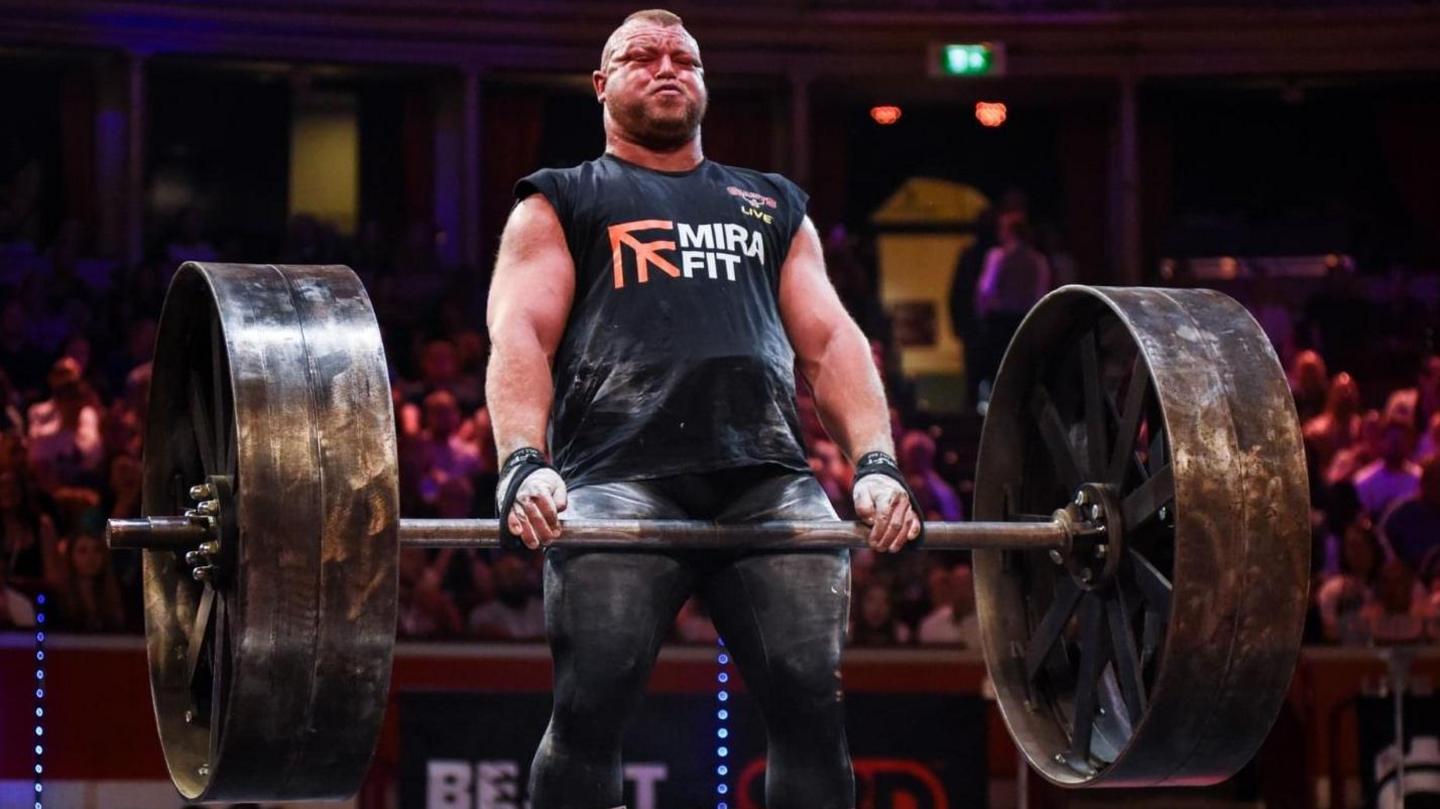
[778,216,892,464]
[485,195,576,460]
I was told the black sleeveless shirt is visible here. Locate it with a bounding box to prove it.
[515,154,813,487]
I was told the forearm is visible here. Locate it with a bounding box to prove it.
[485,329,556,459]
[806,323,894,463]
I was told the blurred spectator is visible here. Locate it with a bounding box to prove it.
[404,338,484,412]
[675,597,720,643]
[0,365,23,434]
[1383,455,1440,571]
[899,429,963,522]
[1326,409,1383,487]
[851,581,910,646]
[917,564,980,648]
[164,208,220,266]
[1288,349,1329,423]
[26,357,104,491]
[0,560,35,628]
[1315,516,1384,644]
[0,446,58,588]
[1304,372,1362,478]
[823,224,888,338]
[1366,559,1431,644]
[1353,416,1421,517]
[972,213,1051,410]
[0,297,47,398]
[469,553,544,640]
[807,438,853,519]
[49,528,127,632]
[400,389,483,513]
[397,548,464,638]
[949,207,998,410]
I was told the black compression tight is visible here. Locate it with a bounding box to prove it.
[527,466,855,809]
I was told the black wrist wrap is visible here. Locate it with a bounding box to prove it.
[496,448,554,550]
[852,451,926,546]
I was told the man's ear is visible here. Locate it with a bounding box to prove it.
[592,70,607,104]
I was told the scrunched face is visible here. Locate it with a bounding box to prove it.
[594,23,708,151]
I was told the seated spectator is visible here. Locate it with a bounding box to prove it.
[0,559,35,628]
[164,207,220,265]
[0,365,22,434]
[1364,559,1431,645]
[900,429,963,522]
[1384,456,1440,571]
[397,548,464,638]
[1326,409,1382,487]
[1353,416,1421,517]
[405,339,483,412]
[1304,372,1362,476]
[808,439,854,520]
[401,390,483,513]
[917,564,980,648]
[1288,349,1329,423]
[49,528,127,633]
[26,357,104,491]
[1315,516,1384,644]
[851,581,910,646]
[469,553,544,640]
[675,597,719,644]
[1418,412,1440,464]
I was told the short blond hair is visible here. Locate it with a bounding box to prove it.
[599,9,689,71]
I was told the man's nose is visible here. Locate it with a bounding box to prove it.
[654,53,677,78]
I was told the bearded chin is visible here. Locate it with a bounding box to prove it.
[614,95,706,151]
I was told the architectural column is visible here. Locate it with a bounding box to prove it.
[1111,71,1141,285]
[788,70,812,189]
[124,51,148,267]
[460,65,482,269]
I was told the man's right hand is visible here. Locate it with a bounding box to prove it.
[506,469,569,549]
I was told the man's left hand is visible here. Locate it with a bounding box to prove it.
[853,475,921,553]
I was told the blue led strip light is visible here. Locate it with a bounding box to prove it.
[715,636,730,809]
[33,593,47,809]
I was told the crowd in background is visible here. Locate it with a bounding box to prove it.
[1,163,1438,652]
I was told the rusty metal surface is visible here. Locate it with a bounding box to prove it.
[972,285,1310,788]
[141,263,398,801]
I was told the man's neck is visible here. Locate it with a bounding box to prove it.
[605,131,704,172]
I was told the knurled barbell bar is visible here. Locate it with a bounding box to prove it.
[112,262,1310,802]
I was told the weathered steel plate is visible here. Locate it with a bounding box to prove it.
[972,285,1309,787]
[140,263,399,801]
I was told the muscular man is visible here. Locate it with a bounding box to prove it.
[485,10,921,808]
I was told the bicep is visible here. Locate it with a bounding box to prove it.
[778,217,858,379]
[487,195,576,357]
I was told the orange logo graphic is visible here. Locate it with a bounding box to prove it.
[736,757,949,809]
[608,219,682,289]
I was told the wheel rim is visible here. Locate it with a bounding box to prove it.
[973,285,1310,788]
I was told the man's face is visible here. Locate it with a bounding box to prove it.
[594,23,707,150]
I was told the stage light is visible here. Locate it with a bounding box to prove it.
[869,106,902,126]
[976,102,1007,127]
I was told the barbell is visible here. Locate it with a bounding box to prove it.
[108,262,1310,802]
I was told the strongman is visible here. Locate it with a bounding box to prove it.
[485,10,922,808]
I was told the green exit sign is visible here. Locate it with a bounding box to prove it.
[931,42,1006,77]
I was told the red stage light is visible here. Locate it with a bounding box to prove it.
[870,105,902,125]
[975,101,1007,127]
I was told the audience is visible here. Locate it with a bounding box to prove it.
[916,564,980,648]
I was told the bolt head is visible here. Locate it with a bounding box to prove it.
[184,551,204,566]
[197,499,219,515]
[199,541,220,557]
[1079,568,1094,583]
[1158,505,1170,521]
[1089,503,1103,521]
[184,710,194,724]
[192,567,212,583]
[1048,549,1064,565]
[1074,490,1089,507]
[189,484,214,501]
[1095,544,1108,559]
[197,764,209,778]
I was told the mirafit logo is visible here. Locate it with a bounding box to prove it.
[607,219,765,289]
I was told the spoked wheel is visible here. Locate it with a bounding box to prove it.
[973,286,1310,788]
[141,263,399,801]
